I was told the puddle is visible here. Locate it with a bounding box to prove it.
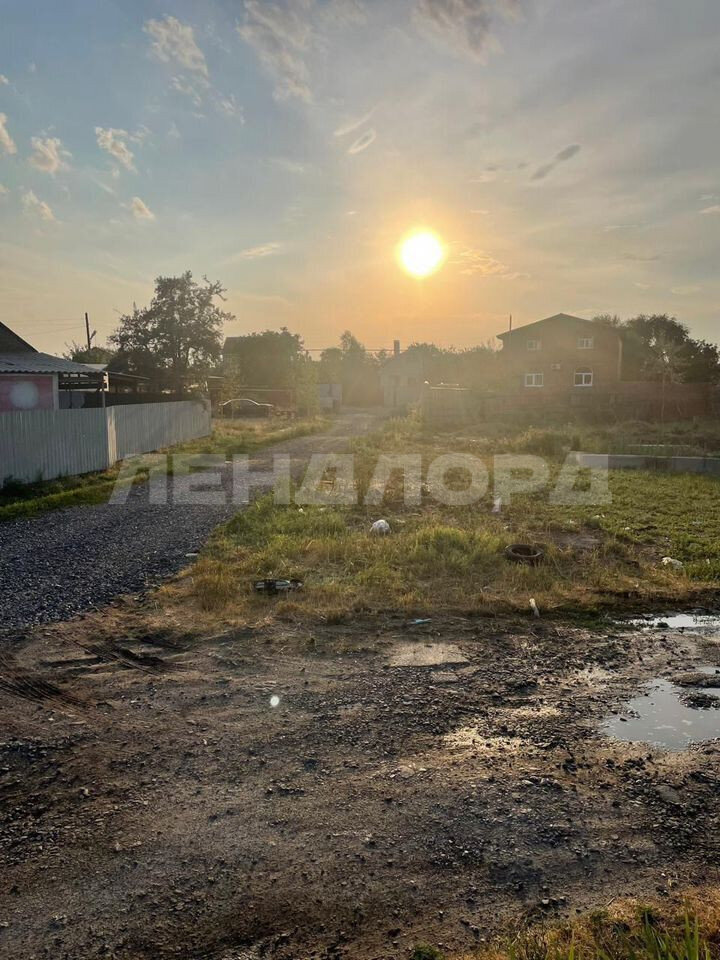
[387,643,468,667]
[601,672,720,751]
[626,612,720,633]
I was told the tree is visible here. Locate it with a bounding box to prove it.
[644,334,686,424]
[591,313,720,384]
[223,328,305,389]
[64,342,116,365]
[110,272,231,391]
[320,331,381,405]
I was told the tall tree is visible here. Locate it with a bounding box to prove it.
[111,272,231,391]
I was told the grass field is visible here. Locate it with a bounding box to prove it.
[0,415,329,522]
[178,416,720,622]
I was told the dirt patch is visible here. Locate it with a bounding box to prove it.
[1,614,720,959]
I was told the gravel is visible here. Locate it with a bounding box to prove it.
[0,412,378,631]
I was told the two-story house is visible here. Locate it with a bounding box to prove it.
[496,313,623,394]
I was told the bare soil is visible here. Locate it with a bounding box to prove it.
[1,612,720,959]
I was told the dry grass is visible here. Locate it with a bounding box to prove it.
[161,416,720,625]
[450,887,720,960]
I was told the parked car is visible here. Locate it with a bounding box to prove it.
[220,398,275,418]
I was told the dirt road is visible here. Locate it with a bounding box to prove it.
[0,411,378,631]
[1,612,719,959]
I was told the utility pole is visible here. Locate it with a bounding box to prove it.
[84,312,96,352]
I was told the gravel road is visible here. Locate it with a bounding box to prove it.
[0,411,378,631]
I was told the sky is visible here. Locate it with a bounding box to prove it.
[0,0,719,356]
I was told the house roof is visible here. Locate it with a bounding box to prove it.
[0,321,38,353]
[497,313,612,340]
[0,353,104,376]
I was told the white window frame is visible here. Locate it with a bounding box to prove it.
[525,372,544,388]
[574,369,593,387]
[578,337,594,350]
[526,339,542,351]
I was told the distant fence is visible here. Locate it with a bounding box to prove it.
[0,400,211,486]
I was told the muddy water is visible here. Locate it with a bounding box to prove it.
[627,613,720,633]
[601,677,720,750]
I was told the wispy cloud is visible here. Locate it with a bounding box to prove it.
[451,247,524,278]
[0,113,17,155]
[0,75,8,86]
[531,143,581,181]
[334,108,375,138]
[22,189,55,222]
[700,204,720,215]
[144,16,208,77]
[129,196,155,221]
[415,0,523,62]
[238,0,313,101]
[671,285,701,296]
[95,127,136,171]
[230,242,282,261]
[347,129,376,155]
[29,136,71,175]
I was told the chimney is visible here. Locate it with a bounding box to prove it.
[393,339,400,358]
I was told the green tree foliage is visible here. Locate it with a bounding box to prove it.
[64,342,116,365]
[319,331,382,405]
[110,272,231,390]
[223,328,305,388]
[592,313,720,383]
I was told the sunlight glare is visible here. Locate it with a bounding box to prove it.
[399,230,445,278]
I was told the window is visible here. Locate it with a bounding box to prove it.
[525,372,544,387]
[526,339,542,351]
[578,337,594,349]
[574,369,593,387]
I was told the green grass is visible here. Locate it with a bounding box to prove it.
[182,416,720,620]
[0,415,330,522]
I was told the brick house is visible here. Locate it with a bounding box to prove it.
[496,313,623,393]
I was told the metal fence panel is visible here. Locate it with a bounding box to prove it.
[0,400,211,486]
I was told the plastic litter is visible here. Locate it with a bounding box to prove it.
[408,618,432,626]
[370,519,391,535]
[253,578,303,595]
[492,496,502,514]
[661,557,684,570]
[529,598,540,618]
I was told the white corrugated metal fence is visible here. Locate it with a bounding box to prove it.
[0,400,211,486]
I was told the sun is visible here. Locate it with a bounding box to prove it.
[398,230,445,278]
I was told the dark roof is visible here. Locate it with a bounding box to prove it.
[497,313,612,340]
[0,321,37,353]
[0,353,103,375]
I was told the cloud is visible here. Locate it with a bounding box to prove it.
[414,0,523,62]
[216,94,242,118]
[0,75,8,85]
[171,74,205,107]
[22,189,55,221]
[29,136,71,175]
[0,113,17,155]
[334,108,375,138]
[144,16,208,76]
[671,285,701,296]
[700,204,720,215]
[95,127,136,171]
[452,247,525,278]
[129,196,155,221]
[531,143,581,181]
[0,183,7,196]
[231,242,282,261]
[347,129,376,155]
[238,0,313,101]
